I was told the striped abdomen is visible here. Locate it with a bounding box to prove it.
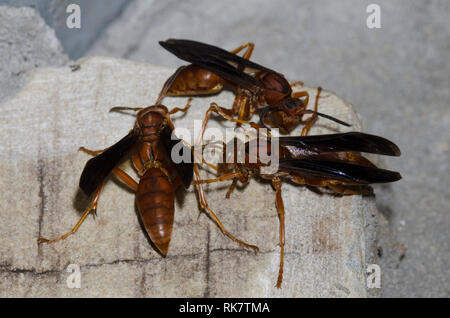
[166,65,225,96]
[137,168,175,256]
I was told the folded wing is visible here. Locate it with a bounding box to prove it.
[79,131,137,196]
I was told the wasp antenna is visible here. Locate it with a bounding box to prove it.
[110,106,143,113]
[301,110,351,127]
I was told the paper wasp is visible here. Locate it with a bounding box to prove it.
[38,95,194,256]
[196,132,402,287]
[159,39,349,135]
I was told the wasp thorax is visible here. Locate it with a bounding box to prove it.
[258,71,291,106]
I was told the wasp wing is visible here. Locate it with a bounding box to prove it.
[159,39,274,91]
[279,158,401,184]
[160,125,194,188]
[279,132,401,156]
[79,131,137,196]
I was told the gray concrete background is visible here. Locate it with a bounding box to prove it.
[0,5,68,102]
[0,0,130,59]
[1,0,449,297]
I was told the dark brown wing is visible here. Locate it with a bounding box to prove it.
[279,158,402,184]
[79,131,137,196]
[159,125,193,188]
[159,39,274,91]
[279,132,401,156]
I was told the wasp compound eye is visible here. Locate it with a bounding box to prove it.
[285,99,297,110]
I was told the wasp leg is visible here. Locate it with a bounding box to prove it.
[196,103,233,146]
[197,103,263,146]
[192,172,240,185]
[38,181,105,244]
[272,177,286,288]
[290,80,304,87]
[225,178,238,198]
[39,167,137,244]
[301,87,321,136]
[209,102,262,129]
[180,138,219,173]
[230,42,255,60]
[194,171,240,199]
[79,146,109,156]
[168,97,192,115]
[234,94,251,126]
[193,164,259,253]
[291,90,310,108]
[112,167,138,191]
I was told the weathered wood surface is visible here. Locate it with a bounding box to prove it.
[0,57,379,297]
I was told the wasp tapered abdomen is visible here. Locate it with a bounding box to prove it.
[137,168,175,256]
[166,65,225,96]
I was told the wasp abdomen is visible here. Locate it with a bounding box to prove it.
[137,167,175,256]
[166,65,225,96]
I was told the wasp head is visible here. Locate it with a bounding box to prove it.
[136,106,169,142]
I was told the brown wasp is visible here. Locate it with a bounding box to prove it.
[38,93,195,256]
[159,39,350,136]
[195,132,402,287]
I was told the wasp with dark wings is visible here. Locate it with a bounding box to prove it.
[159,39,349,135]
[38,101,194,256]
[196,131,402,287]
